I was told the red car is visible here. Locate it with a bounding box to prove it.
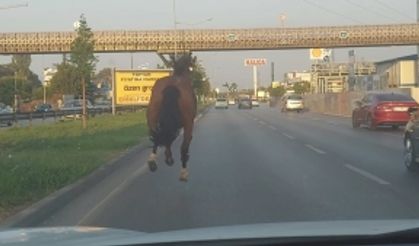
[352,93,418,130]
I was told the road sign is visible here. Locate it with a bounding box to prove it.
[114,69,171,106]
[244,58,267,67]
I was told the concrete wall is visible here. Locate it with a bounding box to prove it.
[304,88,416,117]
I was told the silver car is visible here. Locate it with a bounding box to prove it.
[281,94,304,112]
[215,98,228,109]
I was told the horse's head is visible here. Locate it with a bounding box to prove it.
[173,53,193,76]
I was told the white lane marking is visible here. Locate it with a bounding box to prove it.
[77,164,149,225]
[268,125,277,130]
[258,120,267,125]
[345,164,390,185]
[304,144,326,154]
[282,133,295,140]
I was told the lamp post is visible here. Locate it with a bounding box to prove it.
[279,13,287,27]
[14,72,17,113]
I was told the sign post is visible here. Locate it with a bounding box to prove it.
[112,68,116,115]
[244,58,267,97]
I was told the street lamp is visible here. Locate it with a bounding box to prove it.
[278,13,287,27]
[14,72,17,113]
[173,0,213,57]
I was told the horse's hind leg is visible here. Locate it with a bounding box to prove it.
[147,144,158,172]
[165,144,174,166]
[179,124,193,182]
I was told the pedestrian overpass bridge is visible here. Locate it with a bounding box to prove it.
[1,23,419,55]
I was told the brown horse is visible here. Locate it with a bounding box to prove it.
[146,54,197,182]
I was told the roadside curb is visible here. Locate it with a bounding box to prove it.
[1,104,212,228]
[1,137,151,228]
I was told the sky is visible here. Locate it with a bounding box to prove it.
[0,0,417,91]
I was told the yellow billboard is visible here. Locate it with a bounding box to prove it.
[114,69,171,105]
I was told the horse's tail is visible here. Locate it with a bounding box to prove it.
[151,86,182,146]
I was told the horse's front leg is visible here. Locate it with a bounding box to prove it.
[179,122,193,182]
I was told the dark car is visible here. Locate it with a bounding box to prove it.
[34,103,53,113]
[238,98,252,109]
[352,93,418,130]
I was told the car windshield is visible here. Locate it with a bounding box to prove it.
[376,93,415,102]
[288,95,303,100]
[4,0,419,243]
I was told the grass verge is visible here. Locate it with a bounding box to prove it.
[0,111,148,221]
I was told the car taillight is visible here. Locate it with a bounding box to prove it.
[376,104,392,112]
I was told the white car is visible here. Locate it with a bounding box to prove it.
[281,94,304,112]
[228,99,236,105]
[215,98,228,109]
[251,99,259,107]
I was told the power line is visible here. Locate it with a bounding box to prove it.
[302,0,364,25]
[345,0,400,22]
[375,0,416,22]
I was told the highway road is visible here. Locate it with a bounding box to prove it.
[35,103,419,233]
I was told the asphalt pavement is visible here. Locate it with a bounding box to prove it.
[33,103,419,233]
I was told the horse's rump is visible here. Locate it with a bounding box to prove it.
[150,85,182,147]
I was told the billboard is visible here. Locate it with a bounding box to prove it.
[114,69,171,105]
[310,48,332,61]
[244,58,267,66]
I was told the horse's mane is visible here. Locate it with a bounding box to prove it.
[173,54,192,76]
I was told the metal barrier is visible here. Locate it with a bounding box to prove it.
[0,106,145,127]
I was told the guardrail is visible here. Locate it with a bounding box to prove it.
[0,105,145,127]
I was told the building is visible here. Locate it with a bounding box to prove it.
[311,62,375,93]
[374,54,417,90]
[284,71,311,84]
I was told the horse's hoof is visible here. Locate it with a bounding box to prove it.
[165,157,174,166]
[147,159,158,172]
[179,168,189,182]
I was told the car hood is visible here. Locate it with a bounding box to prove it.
[2,220,419,245]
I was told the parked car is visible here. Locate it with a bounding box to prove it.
[34,103,53,113]
[281,94,304,112]
[238,98,252,109]
[0,103,13,126]
[228,99,236,105]
[215,98,228,109]
[352,93,418,130]
[94,99,112,111]
[60,99,95,119]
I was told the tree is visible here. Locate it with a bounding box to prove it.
[11,54,31,78]
[222,82,238,98]
[94,68,111,85]
[293,81,311,95]
[268,86,286,97]
[50,63,80,95]
[191,57,211,102]
[70,14,98,129]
